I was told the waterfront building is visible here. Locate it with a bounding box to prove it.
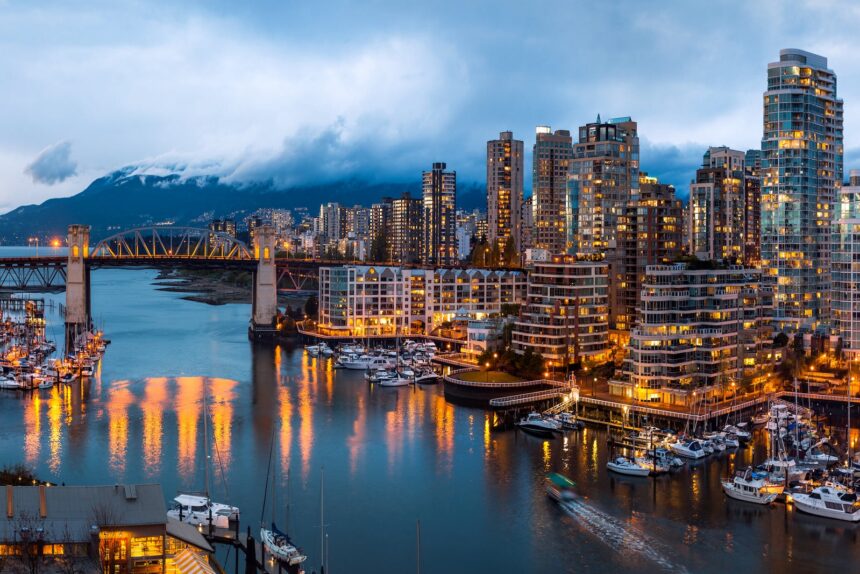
[532,127,573,255]
[317,265,526,337]
[487,131,524,252]
[609,264,773,405]
[569,116,640,256]
[614,174,683,333]
[743,149,762,266]
[390,193,422,264]
[422,162,457,265]
[511,257,610,367]
[688,146,747,262]
[0,484,215,574]
[832,171,860,357]
[762,48,843,331]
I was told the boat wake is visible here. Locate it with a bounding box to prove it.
[560,499,687,573]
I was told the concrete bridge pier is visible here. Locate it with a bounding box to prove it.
[249,225,280,341]
[65,224,91,351]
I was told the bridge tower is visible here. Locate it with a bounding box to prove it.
[65,224,91,350]
[249,225,279,340]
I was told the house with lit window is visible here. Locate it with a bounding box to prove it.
[0,484,215,574]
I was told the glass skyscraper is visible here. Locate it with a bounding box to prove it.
[761,49,843,331]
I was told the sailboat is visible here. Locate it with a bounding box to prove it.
[167,388,240,529]
[260,431,307,567]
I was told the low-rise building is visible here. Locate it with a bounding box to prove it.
[609,263,772,405]
[511,257,610,367]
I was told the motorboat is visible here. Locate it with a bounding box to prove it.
[805,440,839,465]
[606,456,651,477]
[319,343,334,357]
[377,375,412,387]
[545,473,577,503]
[261,524,307,566]
[304,344,321,356]
[757,458,811,487]
[722,432,740,449]
[0,376,21,390]
[414,369,440,385]
[703,433,727,452]
[700,439,715,455]
[669,439,707,459]
[751,411,769,426]
[791,486,860,522]
[724,424,751,442]
[516,413,561,437]
[721,468,781,505]
[553,412,584,430]
[340,355,395,370]
[167,494,240,529]
[37,380,53,390]
[634,456,669,475]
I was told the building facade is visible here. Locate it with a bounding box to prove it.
[421,162,457,265]
[688,146,747,262]
[532,127,573,255]
[609,264,773,405]
[511,258,610,366]
[487,131,525,252]
[569,116,640,256]
[832,171,860,356]
[761,48,843,331]
[744,149,762,266]
[390,193,422,264]
[614,174,684,333]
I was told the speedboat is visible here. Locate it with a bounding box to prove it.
[341,355,395,370]
[0,376,21,390]
[721,468,781,505]
[791,486,860,522]
[606,456,651,477]
[516,413,560,437]
[545,473,577,503]
[167,494,240,529]
[261,524,307,565]
[669,439,707,459]
[377,376,412,387]
[414,369,440,385]
[553,412,584,430]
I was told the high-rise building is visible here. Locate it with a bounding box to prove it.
[319,202,345,240]
[832,171,860,356]
[569,116,639,256]
[762,48,843,331]
[421,162,457,266]
[688,146,746,262]
[369,200,393,262]
[614,174,683,332]
[609,264,773,405]
[390,193,422,264]
[487,131,524,252]
[744,149,762,266]
[511,257,610,367]
[345,205,370,241]
[521,196,534,251]
[532,127,572,255]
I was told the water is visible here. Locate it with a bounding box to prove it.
[0,253,858,573]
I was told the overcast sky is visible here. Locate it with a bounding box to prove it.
[1,0,859,212]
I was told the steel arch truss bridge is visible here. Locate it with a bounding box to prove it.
[0,259,67,292]
[92,227,253,260]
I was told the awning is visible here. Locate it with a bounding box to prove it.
[173,549,216,574]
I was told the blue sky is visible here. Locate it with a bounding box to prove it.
[1,0,859,211]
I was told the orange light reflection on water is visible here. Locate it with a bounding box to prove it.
[141,378,168,476]
[176,376,203,480]
[209,377,236,469]
[106,383,134,476]
[47,387,62,473]
[24,393,42,466]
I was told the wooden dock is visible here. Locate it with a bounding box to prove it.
[204,524,307,574]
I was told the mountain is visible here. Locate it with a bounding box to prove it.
[0,168,487,243]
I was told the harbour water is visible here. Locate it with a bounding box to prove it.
[0,258,858,572]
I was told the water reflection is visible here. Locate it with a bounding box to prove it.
[141,377,168,476]
[106,382,133,475]
[176,376,203,480]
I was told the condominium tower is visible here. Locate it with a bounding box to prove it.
[832,171,860,356]
[487,131,524,252]
[688,146,746,262]
[421,162,457,266]
[761,48,843,331]
[532,127,572,255]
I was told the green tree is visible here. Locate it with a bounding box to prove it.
[370,228,389,262]
[502,237,519,267]
[304,295,319,320]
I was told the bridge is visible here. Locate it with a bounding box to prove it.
[0,225,320,345]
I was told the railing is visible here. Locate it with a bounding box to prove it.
[442,368,570,389]
[489,389,569,408]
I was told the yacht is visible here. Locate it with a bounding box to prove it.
[340,355,395,370]
[606,456,651,477]
[700,439,716,455]
[414,369,440,385]
[304,344,321,356]
[261,524,308,566]
[377,375,412,387]
[319,343,334,357]
[669,438,707,459]
[0,376,21,390]
[516,413,561,438]
[703,433,727,452]
[634,456,669,475]
[721,468,781,505]
[751,411,769,426]
[167,494,240,529]
[724,424,751,442]
[805,440,839,465]
[553,412,584,431]
[791,486,860,522]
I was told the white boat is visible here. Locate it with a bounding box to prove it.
[304,344,321,356]
[751,411,769,425]
[516,412,560,437]
[792,486,860,522]
[166,494,240,529]
[340,355,395,370]
[414,369,440,384]
[805,440,839,465]
[634,456,669,475]
[377,376,412,387]
[669,439,707,459]
[700,440,715,455]
[38,380,53,390]
[261,524,308,565]
[553,412,584,430]
[721,468,781,505]
[722,432,740,448]
[0,377,21,390]
[606,456,651,477]
[703,433,726,452]
[724,424,751,442]
[319,343,334,357]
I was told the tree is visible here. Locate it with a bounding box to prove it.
[369,228,389,262]
[304,295,319,320]
[502,237,519,267]
[773,332,789,348]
